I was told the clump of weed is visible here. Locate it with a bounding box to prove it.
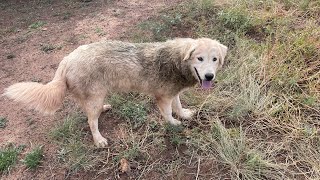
[50,114,93,172]
[113,145,141,163]
[132,12,183,42]
[50,114,86,143]
[62,12,72,20]
[94,27,106,36]
[217,7,255,34]
[0,117,7,129]
[0,144,25,173]
[165,124,185,146]
[22,146,44,169]
[108,94,149,129]
[40,43,61,53]
[28,21,46,29]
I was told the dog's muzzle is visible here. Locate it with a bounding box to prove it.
[194,68,213,90]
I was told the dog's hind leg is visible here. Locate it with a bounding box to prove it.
[172,94,195,120]
[156,96,182,125]
[81,96,108,148]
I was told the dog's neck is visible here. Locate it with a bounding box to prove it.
[139,45,197,95]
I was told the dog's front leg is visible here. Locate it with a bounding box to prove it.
[172,94,195,120]
[156,96,181,125]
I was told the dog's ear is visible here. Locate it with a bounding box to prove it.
[217,43,228,68]
[182,44,197,61]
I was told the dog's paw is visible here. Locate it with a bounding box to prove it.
[179,108,195,120]
[103,104,112,112]
[169,118,182,126]
[94,136,108,148]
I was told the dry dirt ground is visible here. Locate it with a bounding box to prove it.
[0,0,182,179]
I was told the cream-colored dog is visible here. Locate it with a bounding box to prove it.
[4,38,227,147]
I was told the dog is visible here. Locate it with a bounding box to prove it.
[3,38,227,147]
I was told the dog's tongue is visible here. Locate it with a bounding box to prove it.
[202,80,212,89]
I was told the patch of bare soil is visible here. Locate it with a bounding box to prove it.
[0,0,182,179]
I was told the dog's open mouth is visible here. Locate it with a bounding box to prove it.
[194,67,212,90]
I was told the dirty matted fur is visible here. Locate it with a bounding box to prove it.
[3,38,228,147]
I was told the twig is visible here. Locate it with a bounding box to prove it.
[196,157,201,180]
[189,150,194,165]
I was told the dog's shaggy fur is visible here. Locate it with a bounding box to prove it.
[4,38,227,147]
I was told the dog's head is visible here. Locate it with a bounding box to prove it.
[182,38,228,89]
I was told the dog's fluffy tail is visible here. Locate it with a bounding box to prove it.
[3,60,68,114]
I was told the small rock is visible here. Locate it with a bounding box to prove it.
[119,158,130,173]
[7,54,15,59]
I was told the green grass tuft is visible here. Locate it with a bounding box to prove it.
[22,146,44,169]
[0,144,24,173]
[50,114,87,142]
[165,124,185,146]
[49,114,93,173]
[94,27,106,36]
[108,93,149,129]
[28,21,46,29]
[217,7,255,34]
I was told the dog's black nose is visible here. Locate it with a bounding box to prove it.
[205,73,214,81]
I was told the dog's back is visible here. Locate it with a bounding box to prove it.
[64,41,154,96]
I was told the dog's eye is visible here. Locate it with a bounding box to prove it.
[213,57,217,62]
[197,57,204,61]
